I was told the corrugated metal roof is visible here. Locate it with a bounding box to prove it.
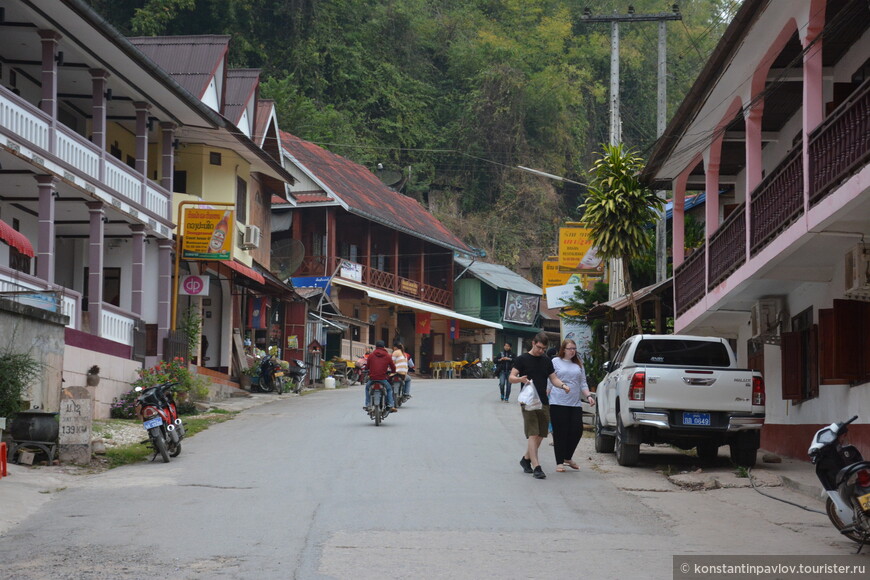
[280,132,470,252]
[128,35,229,99]
[455,257,542,295]
[224,69,259,126]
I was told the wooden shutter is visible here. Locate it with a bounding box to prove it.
[808,325,819,399]
[781,331,804,400]
[833,299,864,382]
[818,309,839,382]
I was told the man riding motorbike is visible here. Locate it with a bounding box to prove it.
[364,340,397,412]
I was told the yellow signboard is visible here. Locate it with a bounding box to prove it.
[182,209,234,260]
[558,226,602,271]
[543,260,572,288]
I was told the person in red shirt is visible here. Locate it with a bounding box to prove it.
[364,341,397,411]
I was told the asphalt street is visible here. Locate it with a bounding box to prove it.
[1,378,867,579]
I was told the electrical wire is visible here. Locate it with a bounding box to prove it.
[747,466,825,515]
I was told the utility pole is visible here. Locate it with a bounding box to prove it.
[579,6,682,299]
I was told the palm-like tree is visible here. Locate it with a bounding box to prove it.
[580,144,665,333]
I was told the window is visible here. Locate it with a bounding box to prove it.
[236,177,247,224]
[210,152,222,165]
[633,339,731,367]
[819,300,870,384]
[174,170,187,194]
[781,307,818,401]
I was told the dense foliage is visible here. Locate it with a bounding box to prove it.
[87,0,736,276]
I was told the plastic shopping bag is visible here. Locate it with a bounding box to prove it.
[518,382,542,411]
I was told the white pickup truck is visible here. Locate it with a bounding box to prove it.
[594,334,765,467]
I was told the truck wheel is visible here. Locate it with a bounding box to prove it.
[615,414,640,467]
[697,440,720,462]
[729,432,759,467]
[594,407,615,454]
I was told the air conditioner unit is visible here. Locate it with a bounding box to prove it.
[750,298,785,339]
[844,243,870,298]
[242,225,261,249]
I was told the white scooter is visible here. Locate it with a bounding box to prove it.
[808,415,870,550]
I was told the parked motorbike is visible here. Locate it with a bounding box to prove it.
[286,358,309,394]
[135,382,185,463]
[367,380,392,426]
[808,415,870,549]
[257,354,286,394]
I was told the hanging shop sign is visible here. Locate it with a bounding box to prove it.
[179,275,210,296]
[182,209,234,260]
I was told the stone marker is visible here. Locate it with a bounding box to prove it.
[59,386,92,464]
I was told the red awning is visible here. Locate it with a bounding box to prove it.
[0,219,35,258]
[224,259,265,284]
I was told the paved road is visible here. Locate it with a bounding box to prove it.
[0,379,865,579]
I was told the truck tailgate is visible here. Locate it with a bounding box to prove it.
[641,367,755,413]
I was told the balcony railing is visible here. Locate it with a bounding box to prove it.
[708,204,746,289]
[0,267,81,329]
[101,304,136,346]
[0,87,172,223]
[809,77,870,206]
[674,245,706,316]
[750,145,804,256]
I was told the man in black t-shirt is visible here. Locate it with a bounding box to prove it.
[495,343,515,402]
[510,332,570,479]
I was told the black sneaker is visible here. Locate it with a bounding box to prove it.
[533,466,546,479]
[520,457,533,474]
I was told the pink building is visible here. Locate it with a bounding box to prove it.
[643,0,869,459]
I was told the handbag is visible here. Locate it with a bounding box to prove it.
[518,382,542,411]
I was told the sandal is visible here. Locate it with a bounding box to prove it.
[555,464,566,472]
[565,460,580,470]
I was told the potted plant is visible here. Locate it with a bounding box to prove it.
[86,365,101,386]
[239,364,260,389]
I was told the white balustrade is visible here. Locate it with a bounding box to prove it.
[145,183,170,220]
[105,160,142,204]
[100,307,135,346]
[56,127,100,179]
[0,270,80,329]
[0,94,49,150]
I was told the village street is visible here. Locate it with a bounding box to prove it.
[1,378,867,579]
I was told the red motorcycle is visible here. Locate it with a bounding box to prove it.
[135,382,185,463]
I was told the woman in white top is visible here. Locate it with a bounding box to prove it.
[547,339,594,472]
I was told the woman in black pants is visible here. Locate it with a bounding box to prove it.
[547,339,595,472]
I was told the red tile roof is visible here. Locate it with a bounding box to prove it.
[280,132,469,252]
[129,35,229,99]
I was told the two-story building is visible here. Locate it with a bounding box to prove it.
[0,1,294,415]
[273,132,502,375]
[642,0,869,457]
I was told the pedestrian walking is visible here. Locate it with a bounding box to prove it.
[548,339,594,472]
[510,332,570,479]
[495,342,515,402]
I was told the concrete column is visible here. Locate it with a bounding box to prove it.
[160,123,176,192]
[671,169,690,268]
[134,102,151,176]
[703,139,722,293]
[36,175,57,283]
[86,202,105,337]
[745,103,764,259]
[38,30,60,118]
[130,224,146,316]
[157,238,174,358]
[801,2,825,213]
[90,69,109,182]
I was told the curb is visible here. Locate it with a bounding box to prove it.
[779,474,824,504]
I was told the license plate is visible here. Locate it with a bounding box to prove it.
[274,371,284,377]
[683,412,711,426]
[859,493,870,512]
[143,417,163,430]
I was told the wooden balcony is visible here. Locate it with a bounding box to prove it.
[674,245,706,316]
[0,87,172,223]
[297,256,452,308]
[749,145,804,256]
[809,78,870,206]
[708,204,746,289]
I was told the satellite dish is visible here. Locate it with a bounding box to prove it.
[270,239,305,281]
[375,168,403,186]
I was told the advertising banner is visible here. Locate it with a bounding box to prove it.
[179,275,210,296]
[503,292,540,326]
[558,226,602,271]
[340,260,363,282]
[182,209,234,260]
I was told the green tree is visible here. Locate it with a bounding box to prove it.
[580,144,664,333]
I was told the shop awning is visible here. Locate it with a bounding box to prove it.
[0,220,35,258]
[224,260,265,284]
[333,278,503,329]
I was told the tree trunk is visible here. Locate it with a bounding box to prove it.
[622,257,642,334]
